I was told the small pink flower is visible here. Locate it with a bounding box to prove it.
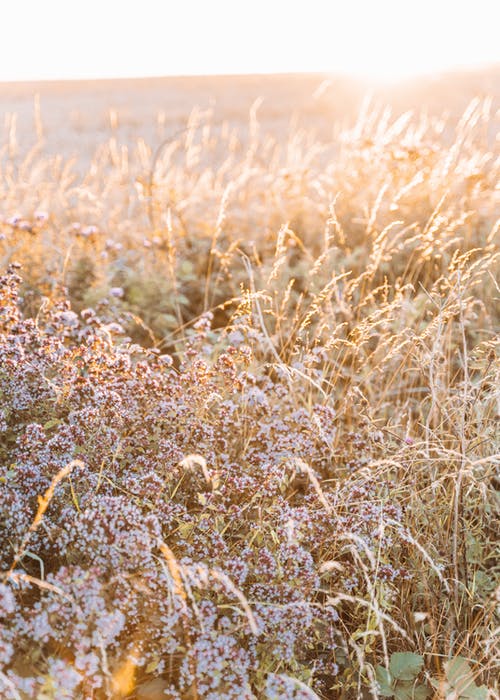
[81,225,98,237]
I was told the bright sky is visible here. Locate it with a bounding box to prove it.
[1,0,499,83]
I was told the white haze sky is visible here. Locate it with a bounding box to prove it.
[1,0,499,83]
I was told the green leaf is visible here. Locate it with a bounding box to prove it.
[390,653,424,681]
[176,522,194,538]
[43,418,61,430]
[145,656,161,674]
[444,657,487,700]
[394,682,429,700]
[446,656,473,686]
[197,492,207,506]
[375,665,394,697]
[445,657,475,694]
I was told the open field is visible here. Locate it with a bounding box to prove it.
[0,70,499,699]
[2,68,499,163]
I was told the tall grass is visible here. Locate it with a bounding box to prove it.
[0,91,498,699]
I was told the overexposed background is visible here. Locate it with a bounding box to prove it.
[1,0,499,83]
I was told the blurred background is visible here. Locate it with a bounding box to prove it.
[1,0,499,165]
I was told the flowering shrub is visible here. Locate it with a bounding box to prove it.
[0,265,389,697]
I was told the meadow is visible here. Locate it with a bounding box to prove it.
[0,72,499,699]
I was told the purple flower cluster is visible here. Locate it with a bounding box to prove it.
[0,265,413,697]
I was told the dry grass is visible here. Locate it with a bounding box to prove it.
[0,74,499,699]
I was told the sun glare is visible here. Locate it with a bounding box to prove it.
[0,0,498,82]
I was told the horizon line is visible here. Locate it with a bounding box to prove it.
[1,62,499,88]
